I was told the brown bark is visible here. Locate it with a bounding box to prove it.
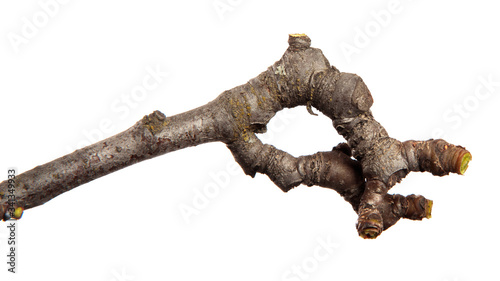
[0,34,471,238]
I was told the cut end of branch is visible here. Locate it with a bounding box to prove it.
[458,152,472,175]
[357,211,383,239]
[360,227,380,239]
[1,205,24,221]
[14,207,24,219]
[425,199,433,219]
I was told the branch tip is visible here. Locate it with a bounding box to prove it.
[289,33,307,37]
[458,152,472,175]
[360,227,381,239]
[288,34,311,51]
[425,200,433,219]
[357,212,383,239]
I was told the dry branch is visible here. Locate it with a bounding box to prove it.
[0,34,471,238]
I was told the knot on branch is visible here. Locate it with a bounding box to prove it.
[142,110,168,135]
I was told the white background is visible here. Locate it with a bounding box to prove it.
[0,1,498,280]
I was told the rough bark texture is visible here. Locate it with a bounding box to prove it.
[0,34,471,238]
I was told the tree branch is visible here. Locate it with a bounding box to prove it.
[0,34,471,239]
